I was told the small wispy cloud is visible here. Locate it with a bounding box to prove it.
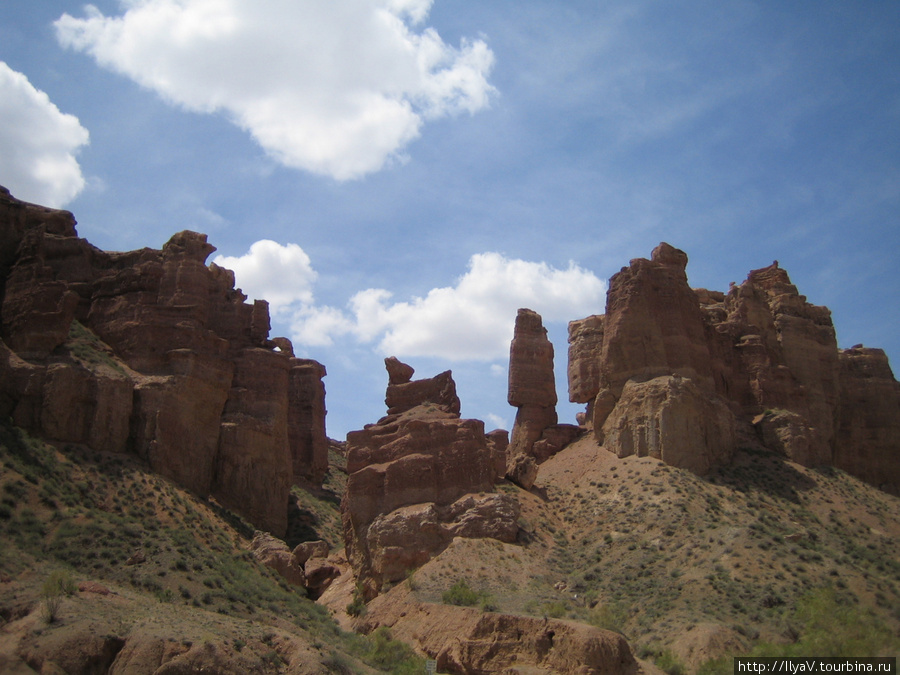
[55,0,496,181]
[0,62,89,207]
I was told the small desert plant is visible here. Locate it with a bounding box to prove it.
[40,570,75,623]
[346,584,367,617]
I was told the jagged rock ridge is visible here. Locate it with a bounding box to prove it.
[0,186,328,535]
[566,242,900,492]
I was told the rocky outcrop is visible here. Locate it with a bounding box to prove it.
[251,530,307,587]
[713,261,840,466]
[834,347,900,492]
[601,375,736,475]
[506,308,579,486]
[568,314,604,424]
[0,186,328,535]
[384,357,460,416]
[288,358,329,483]
[341,359,516,596]
[598,243,715,403]
[568,242,900,489]
[358,584,639,675]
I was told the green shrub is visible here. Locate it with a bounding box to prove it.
[696,656,733,675]
[346,585,367,617]
[363,627,424,674]
[542,600,568,618]
[442,579,488,607]
[655,650,686,675]
[752,586,900,657]
[589,601,628,634]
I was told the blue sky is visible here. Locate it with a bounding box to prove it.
[2,0,898,439]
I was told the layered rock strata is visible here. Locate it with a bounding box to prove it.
[0,186,328,534]
[568,242,900,490]
[341,359,518,597]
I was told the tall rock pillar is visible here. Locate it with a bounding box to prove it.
[506,309,579,487]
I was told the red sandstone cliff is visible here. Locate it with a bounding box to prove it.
[0,186,327,535]
[567,242,900,492]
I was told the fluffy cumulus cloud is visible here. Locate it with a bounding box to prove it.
[216,241,607,359]
[346,253,607,359]
[55,0,495,180]
[212,240,317,314]
[0,62,89,207]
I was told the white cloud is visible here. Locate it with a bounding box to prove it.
[485,413,508,431]
[216,241,607,359]
[0,62,89,207]
[55,0,495,180]
[297,251,606,360]
[213,240,317,314]
[352,253,607,359]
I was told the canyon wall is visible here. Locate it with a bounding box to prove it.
[567,242,900,492]
[0,186,328,535]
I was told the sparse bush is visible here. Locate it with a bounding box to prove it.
[590,601,628,634]
[542,600,568,618]
[442,579,488,607]
[346,585,366,617]
[752,586,900,657]
[654,649,686,675]
[40,570,75,623]
[696,656,733,675]
[363,627,424,674]
[45,569,77,596]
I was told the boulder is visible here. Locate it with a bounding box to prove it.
[753,409,818,466]
[385,355,415,384]
[506,452,539,490]
[292,540,330,566]
[303,557,342,596]
[250,531,306,587]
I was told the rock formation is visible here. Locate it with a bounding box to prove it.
[567,242,900,491]
[506,308,580,488]
[601,375,736,475]
[0,186,328,535]
[834,346,900,491]
[358,584,639,675]
[384,356,460,416]
[341,359,518,597]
